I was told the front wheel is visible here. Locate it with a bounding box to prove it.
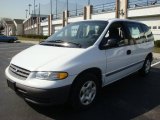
[139,57,151,76]
[70,73,100,110]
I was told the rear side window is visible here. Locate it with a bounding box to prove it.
[126,22,146,44]
[141,24,153,42]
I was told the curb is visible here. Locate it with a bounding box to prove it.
[19,40,39,44]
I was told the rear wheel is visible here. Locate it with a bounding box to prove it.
[8,39,14,43]
[70,73,100,110]
[139,57,151,76]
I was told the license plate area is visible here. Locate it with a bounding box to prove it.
[7,80,16,91]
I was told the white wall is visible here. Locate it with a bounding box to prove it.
[128,5,160,17]
[42,26,48,36]
[68,16,83,23]
[92,12,115,20]
[16,24,23,35]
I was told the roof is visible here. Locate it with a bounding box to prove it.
[75,18,143,24]
[14,19,24,24]
[5,20,14,25]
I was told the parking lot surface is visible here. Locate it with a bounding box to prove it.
[0,42,160,120]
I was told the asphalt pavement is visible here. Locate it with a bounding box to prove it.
[0,42,160,120]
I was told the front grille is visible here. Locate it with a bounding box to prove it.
[9,64,30,79]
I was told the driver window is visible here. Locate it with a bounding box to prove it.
[105,22,129,47]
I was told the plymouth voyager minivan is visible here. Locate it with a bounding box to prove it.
[5,19,154,109]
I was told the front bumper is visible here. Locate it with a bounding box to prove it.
[5,67,73,105]
[7,79,71,105]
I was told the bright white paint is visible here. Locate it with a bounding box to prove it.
[6,19,154,90]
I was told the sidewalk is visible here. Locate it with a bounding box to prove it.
[153,52,160,59]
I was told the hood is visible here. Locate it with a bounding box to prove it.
[11,45,84,71]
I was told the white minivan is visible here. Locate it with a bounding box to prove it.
[5,19,154,109]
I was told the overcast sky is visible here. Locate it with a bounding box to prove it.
[0,0,114,19]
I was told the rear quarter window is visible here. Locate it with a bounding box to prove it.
[126,22,145,44]
[141,24,154,42]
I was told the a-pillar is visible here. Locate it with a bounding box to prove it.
[48,14,53,36]
[119,0,128,19]
[63,10,69,27]
[84,5,92,20]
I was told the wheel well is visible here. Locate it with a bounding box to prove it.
[146,53,153,62]
[72,68,102,87]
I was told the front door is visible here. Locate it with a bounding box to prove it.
[103,21,131,85]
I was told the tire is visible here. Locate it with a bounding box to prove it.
[8,39,14,43]
[70,73,100,110]
[139,57,152,76]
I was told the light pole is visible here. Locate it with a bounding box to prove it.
[50,0,52,14]
[56,0,57,18]
[28,4,32,15]
[67,0,68,11]
[34,0,35,15]
[75,0,77,16]
[39,3,40,17]
[88,0,90,5]
[25,9,28,18]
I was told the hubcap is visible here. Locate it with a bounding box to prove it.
[145,60,151,73]
[79,81,96,106]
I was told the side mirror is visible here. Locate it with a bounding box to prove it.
[107,38,118,47]
[103,38,118,48]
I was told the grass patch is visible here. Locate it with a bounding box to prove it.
[17,36,44,42]
[154,47,160,53]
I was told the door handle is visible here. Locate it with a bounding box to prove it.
[127,50,131,55]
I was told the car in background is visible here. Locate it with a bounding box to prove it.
[0,34,17,43]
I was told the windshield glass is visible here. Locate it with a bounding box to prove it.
[43,21,108,48]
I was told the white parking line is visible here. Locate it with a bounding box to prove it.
[151,60,160,67]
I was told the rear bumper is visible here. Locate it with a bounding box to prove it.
[7,79,71,105]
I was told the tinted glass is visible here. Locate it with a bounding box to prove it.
[141,24,153,42]
[102,21,129,48]
[126,22,146,44]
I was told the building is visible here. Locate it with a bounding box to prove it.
[2,19,24,36]
[3,20,16,36]
[13,19,24,35]
[23,0,160,40]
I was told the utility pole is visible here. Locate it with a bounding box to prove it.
[50,0,52,14]
[56,0,57,18]
[39,3,40,17]
[34,0,35,15]
[28,4,32,15]
[88,0,90,5]
[25,9,28,18]
[67,0,68,11]
[76,1,77,16]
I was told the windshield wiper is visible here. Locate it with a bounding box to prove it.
[47,40,64,43]
[67,41,82,48]
[46,40,81,48]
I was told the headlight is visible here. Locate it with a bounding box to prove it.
[30,72,68,80]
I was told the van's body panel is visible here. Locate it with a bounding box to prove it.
[5,19,154,105]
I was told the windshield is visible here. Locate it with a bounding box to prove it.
[41,21,108,48]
